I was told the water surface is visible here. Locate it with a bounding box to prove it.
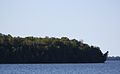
[0,61,120,74]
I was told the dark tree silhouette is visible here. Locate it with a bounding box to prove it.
[0,33,108,63]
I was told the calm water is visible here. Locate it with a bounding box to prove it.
[0,61,120,74]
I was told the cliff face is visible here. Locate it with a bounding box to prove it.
[0,33,108,63]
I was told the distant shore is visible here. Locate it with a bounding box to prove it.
[107,56,120,60]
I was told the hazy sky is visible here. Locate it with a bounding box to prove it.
[0,0,120,56]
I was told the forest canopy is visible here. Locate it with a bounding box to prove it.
[0,33,108,63]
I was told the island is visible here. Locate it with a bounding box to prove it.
[0,33,108,63]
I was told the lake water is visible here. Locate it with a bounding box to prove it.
[0,61,120,74]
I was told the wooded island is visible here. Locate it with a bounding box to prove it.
[0,33,108,63]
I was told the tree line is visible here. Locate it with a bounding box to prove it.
[0,33,108,63]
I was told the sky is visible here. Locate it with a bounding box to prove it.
[0,0,120,56]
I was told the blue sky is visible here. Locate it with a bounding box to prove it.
[0,0,120,56]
